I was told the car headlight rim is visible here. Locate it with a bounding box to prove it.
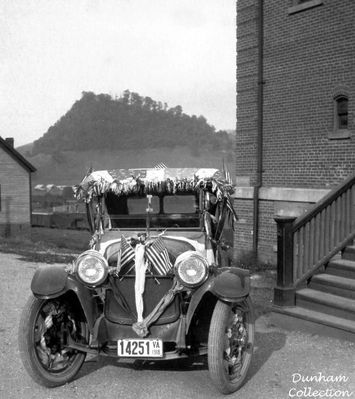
[174,251,209,288]
[75,250,108,287]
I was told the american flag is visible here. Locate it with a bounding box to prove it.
[119,236,135,274]
[154,163,167,169]
[146,237,172,276]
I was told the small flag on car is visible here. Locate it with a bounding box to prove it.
[154,163,167,169]
[119,236,135,274]
[146,237,172,276]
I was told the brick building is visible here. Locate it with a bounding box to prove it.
[0,137,36,236]
[235,0,355,263]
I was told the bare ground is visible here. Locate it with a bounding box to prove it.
[0,252,354,399]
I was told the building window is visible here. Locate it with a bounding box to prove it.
[329,95,351,140]
[288,0,323,15]
[336,97,348,129]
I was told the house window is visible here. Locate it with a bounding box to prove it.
[288,0,323,14]
[329,95,351,140]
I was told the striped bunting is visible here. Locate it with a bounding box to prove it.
[146,237,172,276]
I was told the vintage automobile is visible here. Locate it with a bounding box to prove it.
[18,167,254,395]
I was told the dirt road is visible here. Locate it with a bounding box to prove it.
[0,252,354,399]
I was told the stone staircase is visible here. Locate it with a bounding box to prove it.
[272,244,355,341]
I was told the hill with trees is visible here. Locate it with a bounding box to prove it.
[32,90,233,155]
[20,90,235,185]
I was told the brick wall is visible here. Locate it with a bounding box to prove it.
[0,148,31,236]
[236,0,259,187]
[262,0,355,188]
[236,0,355,262]
[234,196,277,264]
[237,0,355,188]
[233,198,254,252]
[258,200,276,261]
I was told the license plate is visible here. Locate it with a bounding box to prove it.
[117,339,163,358]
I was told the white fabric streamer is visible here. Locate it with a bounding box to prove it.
[134,243,148,322]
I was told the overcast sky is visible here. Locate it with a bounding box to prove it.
[0,0,236,147]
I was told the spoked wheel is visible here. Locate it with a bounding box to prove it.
[18,295,88,387]
[208,297,254,394]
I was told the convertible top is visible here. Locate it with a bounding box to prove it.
[75,167,235,203]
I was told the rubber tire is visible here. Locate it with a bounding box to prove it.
[18,295,87,388]
[208,297,254,394]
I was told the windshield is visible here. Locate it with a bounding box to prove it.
[105,193,200,229]
[164,195,197,213]
[127,196,159,214]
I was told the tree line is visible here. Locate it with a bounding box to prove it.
[32,90,234,155]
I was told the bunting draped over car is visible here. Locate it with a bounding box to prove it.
[75,167,235,203]
[75,167,238,242]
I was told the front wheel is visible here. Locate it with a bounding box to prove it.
[18,295,88,387]
[208,297,254,394]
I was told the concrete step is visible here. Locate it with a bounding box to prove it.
[326,258,355,279]
[271,306,355,342]
[309,273,355,299]
[342,245,355,262]
[296,288,355,321]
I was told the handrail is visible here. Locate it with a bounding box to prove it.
[296,232,355,285]
[292,174,355,232]
[274,173,355,307]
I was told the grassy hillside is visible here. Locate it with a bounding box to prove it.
[24,146,234,186]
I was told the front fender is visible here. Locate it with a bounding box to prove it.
[31,265,68,297]
[210,267,250,302]
[186,267,250,332]
[30,265,98,331]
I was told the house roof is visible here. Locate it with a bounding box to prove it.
[0,137,36,173]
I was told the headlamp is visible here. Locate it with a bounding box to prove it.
[75,250,108,286]
[174,251,209,288]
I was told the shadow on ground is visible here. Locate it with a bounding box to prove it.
[74,327,286,384]
[247,330,286,381]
